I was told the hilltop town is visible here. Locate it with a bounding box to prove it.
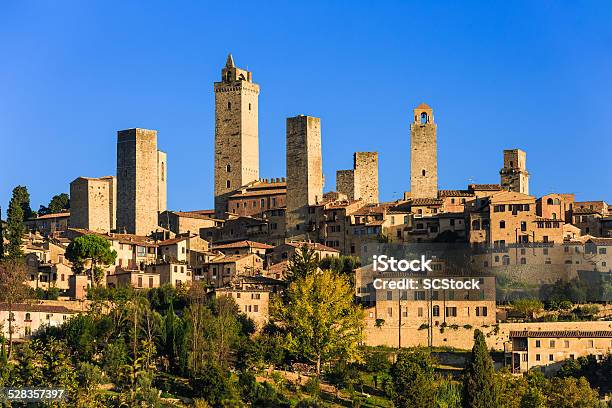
[1,54,611,406]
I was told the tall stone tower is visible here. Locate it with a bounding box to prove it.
[410,103,438,199]
[336,152,379,204]
[116,128,167,235]
[500,149,529,194]
[70,176,116,233]
[286,115,323,239]
[214,54,260,217]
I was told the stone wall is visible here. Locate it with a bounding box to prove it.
[410,104,438,198]
[336,152,379,204]
[69,176,116,232]
[286,115,323,239]
[336,170,354,199]
[116,128,160,235]
[500,149,529,194]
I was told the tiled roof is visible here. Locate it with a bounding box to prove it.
[157,234,199,246]
[468,184,502,191]
[411,198,443,206]
[284,241,340,253]
[510,330,612,338]
[229,189,286,198]
[32,212,70,220]
[208,254,258,264]
[573,207,599,215]
[171,211,218,220]
[438,190,475,198]
[213,240,273,250]
[587,237,612,246]
[0,303,77,314]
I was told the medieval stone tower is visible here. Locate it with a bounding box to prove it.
[336,152,379,204]
[500,149,529,194]
[410,103,438,199]
[214,54,260,217]
[286,115,323,239]
[116,128,167,235]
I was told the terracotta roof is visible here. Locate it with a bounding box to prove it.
[208,254,258,264]
[438,190,475,198]
[0,303,77,314]
[586,237,612,246]
[416,102,431,109]
[170,211,218,220]
[67,228,156,247]
[284,241,340,253]
[573,207,599,215]
[213,240,274,250]
[468,184,502,191]
[510,330,612,338]
[411,198,443,206]
[157,234,199,246]
[229,189,286,198]
[32,212,70,220]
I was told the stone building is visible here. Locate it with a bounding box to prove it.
[158,210,220,235]
[214,54,260,217]
[226,178,286,217]
[336,152,379,204]
[500,149,529,194]
[285,115,323,239]
[116,128,167,236]
[69,176,116,232]
[24,212,70,236]
[536,193,574,222]
[410,103,438,199]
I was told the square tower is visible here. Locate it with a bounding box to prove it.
[286,115,323,238]
[336,152,379,204]
[410,103,438,198]
[116,128,166,235]
[69,176,116,232]
[214,54,260,217]
[500,149,529,195]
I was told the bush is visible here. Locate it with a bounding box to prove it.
[301,377,320,397]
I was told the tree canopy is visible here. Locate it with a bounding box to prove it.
[65,234,117,285]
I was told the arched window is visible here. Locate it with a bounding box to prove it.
[420,112,428,124]
[554,198,561,205]
[226,180,231,188]
[432,305,440,317]
[238,73,246,81]
[547,198,554,205]
[552,213,557,219]
[226,164,231,173]
[225,71,231,82]
[227,101,232,110]
[161,162,165,181]
[25,313,31,321]
[422,169,426,177]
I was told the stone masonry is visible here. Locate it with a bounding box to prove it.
[69,176,116,232]
[336,152,378,204]
[116,128,166,235]
[285,115,323,239]
[410,103,438,198]
[214,54,260,217]
[500,148,529,195]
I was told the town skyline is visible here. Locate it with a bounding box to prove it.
[2,1,611,211]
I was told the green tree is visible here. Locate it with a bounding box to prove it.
[271,269,364,375]
[547,377,598,408]
[287,244,320,281]
[520,387,546,408]
[435,379,462,408]
[463,329,497,408]
[6,186,31,258]
[38,193,70,215]
[389,348,436,408]
[0,259,31,358]
[212,295,242,369]
[65,234,117,286]
[511,298,544,320]
[0,206,5,260]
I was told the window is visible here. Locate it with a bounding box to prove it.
[494,205,505,213]
[387,308,393,317]
[535,340,541,348]
[521,221,527,232]
[499,220,506,229]
[564,340,570,348]
[226,180,231,188]
[415,291,426,300]
[549,340,555,348]
[445,307,457,317]
[249,103,252,111]
[25,313,31,321]
[418,307,423,317]
[227,101,232,110]
[536,354,541,361]
[522,354,528,362]
[422,169,426,177]
[588,340,594,348]
[387,291,393,300]
[476,306,487,316]
[138,277,143,288]
[226,164,231,172]
[520,258,527,265]
[432,305,440,317]
[253,305,258,312]
[149,277,154,288]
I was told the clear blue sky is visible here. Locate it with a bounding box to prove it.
[1,1,611,213]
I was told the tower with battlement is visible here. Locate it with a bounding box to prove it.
[410,103,438,199]
[214,54,260,217]
[500,149,529,194]
[285,115,323,239]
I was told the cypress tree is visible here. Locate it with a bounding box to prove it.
[0,206,5,260]
[462,329,497,408]
[6,187,26,259]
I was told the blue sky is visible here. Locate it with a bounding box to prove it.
[1,1,611,213]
